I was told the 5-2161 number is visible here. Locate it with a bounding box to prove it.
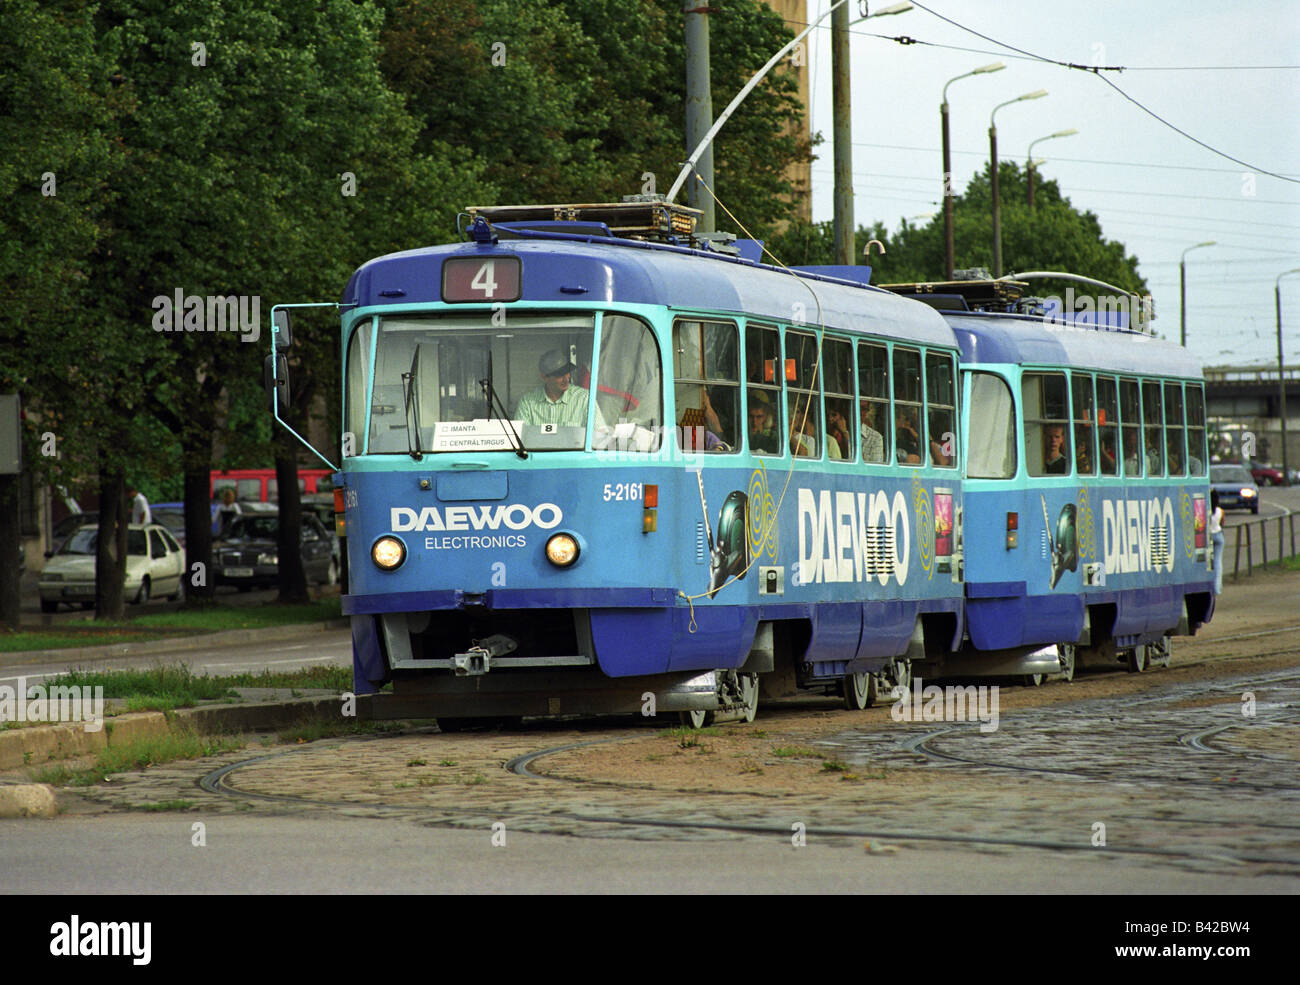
[603,482,643,502]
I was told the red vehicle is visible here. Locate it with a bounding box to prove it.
[1249,462,1285,487]
[210,468,333,503]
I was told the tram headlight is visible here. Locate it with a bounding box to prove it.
[545,533,580,567]
[372,536,407,570]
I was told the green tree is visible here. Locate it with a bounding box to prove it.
[771,161,1147,302]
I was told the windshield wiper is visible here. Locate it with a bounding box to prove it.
[402,347,426,461]
[479,351,528,459]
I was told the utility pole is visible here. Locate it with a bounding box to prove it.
[832,0,853,264]
[684,4,715,232]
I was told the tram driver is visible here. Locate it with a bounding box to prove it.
[516,348,604,428]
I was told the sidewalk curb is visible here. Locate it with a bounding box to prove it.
[7,619,351,666]
[0,694,376,772]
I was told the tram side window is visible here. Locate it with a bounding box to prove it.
[1186,383,1207,476]
[745,324,782,456]
[786,331,820,458]
[1096,376,1120,476]
[823,337,854,461]
[966,373,1016,479]
[926,351,957,467]
[893,348,923,465]
[1022,372,1070,476]
[673,319,738,453]
[1120,377,1142,477]
[345,317,373,456]
[1071,373,1096,475]
[1142,380,1164,476]
[857,341,890,464]
[592,314,662,453]
[1164,381,1186,476]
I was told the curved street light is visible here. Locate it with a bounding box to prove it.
[939,62,1005,279]
[990,89,1047,277]
[1027,128,1078,207]
[1180,240,1216,347]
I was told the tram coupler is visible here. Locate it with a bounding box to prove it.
[451,634,518,676]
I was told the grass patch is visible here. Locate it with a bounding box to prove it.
[820,759,849,773]
[772,746,821,759]
[220,665,352,691]
[1279,555,1300,572]
[407,758,427,767]
[438,758,458,767]
[47,666,238,705]
[136,800,195,812]
[30,731,244,786]
[461,773,488,785]
[0,630,172,653]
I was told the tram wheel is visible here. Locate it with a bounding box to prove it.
[842,672,875,710]
[679,708,714,729]
[1056,644,1076,683]
[1126,646,1148,674]
[1148,635,1172,669]
[892,658,913,693]
[1020,673,1044,687]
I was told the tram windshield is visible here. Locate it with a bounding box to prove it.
[359,312,662,454]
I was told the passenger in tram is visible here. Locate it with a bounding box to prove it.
[859,401,885,463]
[928,411,952,466]
[1043,424,1069,474]
[1123,430,1142,476]
[895,407,922,463]
[1145,428,1164,475]
[1099,434,1118,474]
[788,399,817,457]
[746,390,780,454]
[826,406,851,460]
[1209,490,1225,595]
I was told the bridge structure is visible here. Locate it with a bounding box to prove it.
[1205,364,1299,473]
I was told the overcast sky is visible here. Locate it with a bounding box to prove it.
[795,0,1300,369]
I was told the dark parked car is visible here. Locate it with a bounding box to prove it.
[1210,463,1260,514]
[214,512,337,590]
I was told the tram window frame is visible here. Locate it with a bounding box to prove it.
[672,317,740,454]
[857,341,890,464]
[1142,379,1164,477]
[345,315,374,456]
[1071,372,1096,476]
[1186,383,1207,476]
[966,372,1016,479]
[1022,371,1070,477]
[745,322,783,457]
[592,313,663,454]
[1164,381,1186,476]
[1120,376,1142,477]
[822,335,855,463]
[786,330,821,459]
[1096,375,1120,476]
[893,347,924,466]
[925,350,957,468]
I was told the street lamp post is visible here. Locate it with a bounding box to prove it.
[1026,128,1078,208]
[1179,241,1216,348]
[940,62,1004,279]
[990,89,1047,278]
[1276,267,1300,484]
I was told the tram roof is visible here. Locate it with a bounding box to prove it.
[343,237,958,349]
[945,310,1204,379]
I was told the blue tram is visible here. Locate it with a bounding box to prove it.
[267,202,1213,724]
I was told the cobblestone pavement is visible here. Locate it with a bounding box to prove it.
[51,660,1300,887]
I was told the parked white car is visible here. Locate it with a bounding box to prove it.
[39,524,186,612]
